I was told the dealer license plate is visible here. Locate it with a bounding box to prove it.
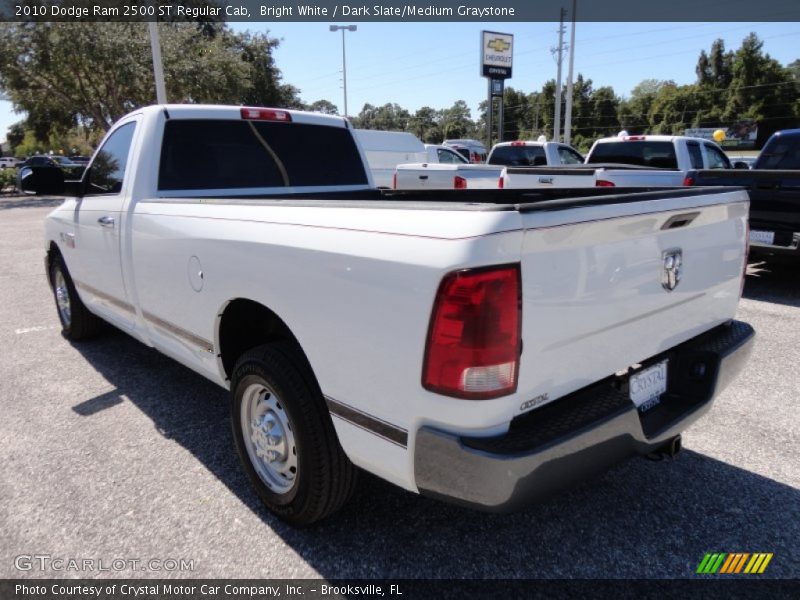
[630,360,668,410]
[749,230,775,245]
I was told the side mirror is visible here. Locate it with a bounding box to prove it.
[733,161,750,170]
[63,178,86,197]
[18,166,66,196]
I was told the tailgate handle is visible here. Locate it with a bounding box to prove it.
[418,175,428,180]
[661,212,700,230]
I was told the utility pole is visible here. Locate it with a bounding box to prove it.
[552,8,566,142]
[148,22,167,104]
[330,25,357,119]
[564,0,577,145]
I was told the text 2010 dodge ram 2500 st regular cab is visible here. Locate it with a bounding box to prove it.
[38,105,755,526]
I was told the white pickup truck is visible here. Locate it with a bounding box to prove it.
[393,162,503,190]
[37,105,754,526]
[487,140,585,167]
[585,134,732,187]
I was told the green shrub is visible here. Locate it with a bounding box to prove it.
[0,168,19,192]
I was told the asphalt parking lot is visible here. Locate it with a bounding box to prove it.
[0,196,797,580]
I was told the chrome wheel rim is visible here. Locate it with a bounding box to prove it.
[240,382,297,494]
[54,269,71,326]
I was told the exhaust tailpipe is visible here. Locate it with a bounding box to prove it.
[646,435,682,461]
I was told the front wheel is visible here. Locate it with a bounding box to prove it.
[49,255,102,340]
[230,342,357,526]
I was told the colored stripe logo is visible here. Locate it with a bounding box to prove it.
[696,552,773,574]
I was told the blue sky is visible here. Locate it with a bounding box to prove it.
[2,21,799,145]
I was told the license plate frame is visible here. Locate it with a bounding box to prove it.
[749,230,775,245]
[629,359,668,410]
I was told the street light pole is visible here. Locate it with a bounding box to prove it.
[564,0,577,145]
[329,25,357,118]
[148,22,167,104]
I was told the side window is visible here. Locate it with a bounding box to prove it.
[557,146,584,165]
[704,144,730,169]
[687,142,704,169]
[86,123,136,195]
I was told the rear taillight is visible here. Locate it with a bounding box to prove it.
[596,179,615,187]
[498,176,504,189]
[683,176,695,186]
[454,176,467,189]
[392,172,397,189]
[511,141,526,146]
[423,264,522,399]
[240,107,292,122]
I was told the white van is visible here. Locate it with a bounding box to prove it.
[354,129,427,188]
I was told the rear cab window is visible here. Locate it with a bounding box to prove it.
[489,145,547,166]
[587,141,678,169]
[158,119,368,191]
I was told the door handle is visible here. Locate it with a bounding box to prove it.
[97,216,115,227]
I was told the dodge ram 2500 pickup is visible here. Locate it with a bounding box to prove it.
[37,105,755,526]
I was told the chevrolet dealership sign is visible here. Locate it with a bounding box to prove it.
[481,31,513,78]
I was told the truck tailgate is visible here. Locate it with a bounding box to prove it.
[515,188,749,405]
[503,167,596,188]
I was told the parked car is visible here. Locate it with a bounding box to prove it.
[443,138,488,163]
[35,104,754,526]
[585,133,732,186]
[488,139,584,167]
[0,157,22,169]
[685,128,800,259]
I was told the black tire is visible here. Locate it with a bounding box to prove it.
[49,254,102,340]
[231,341,357,526]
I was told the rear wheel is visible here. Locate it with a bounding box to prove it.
[230,342,357,526]
[49,255,102,340]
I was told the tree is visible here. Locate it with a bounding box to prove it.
[440,100,474,139]
[0,22,300,138]
[351,103,410,131]
[6,121,25,150]
[589,86,620,138]
[307,99,339,115]
[723,33,796,131]
[618,79,671,133]
[407,106,442,143]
